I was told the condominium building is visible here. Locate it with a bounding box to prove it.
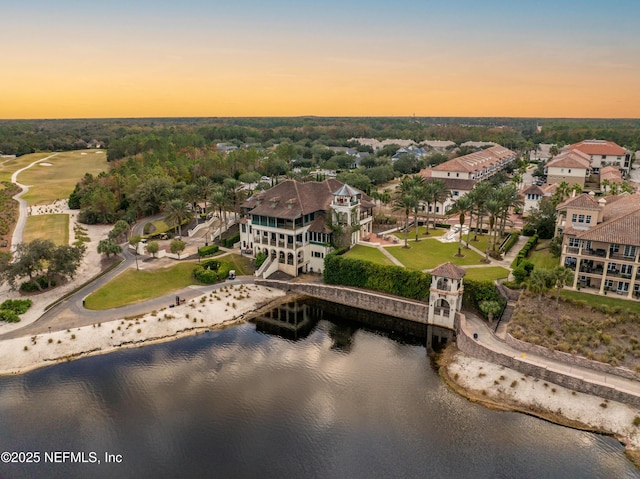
[430,145,517,182]
[557,193,640,298]
[239,179,374,278]
[567,139,631,174]
[544,150,592,187]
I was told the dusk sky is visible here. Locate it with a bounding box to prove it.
[2,0,639,119]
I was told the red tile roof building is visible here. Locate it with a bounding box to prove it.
[557,192,640,298]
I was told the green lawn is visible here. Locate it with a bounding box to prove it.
[527,240,559,270]
[343,245,395,266]
[85,254,254,310]
[560,290,640,315]
[393,227,446,241]
[386,239,484,270]
[19,150,109,205]
[464,266,510,281]
[220,253,255,276]
[85,262,202,310]
[23,214,69,245]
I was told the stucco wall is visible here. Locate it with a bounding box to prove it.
[456,313,640,407]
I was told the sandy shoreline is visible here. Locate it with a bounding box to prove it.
[438,344,640,466]
[0,284,287,376]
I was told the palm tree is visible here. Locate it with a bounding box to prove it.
[195,176,214,218]
[165,199,193,236]
[527,269,549,302]
[554,181,571,204]
[551,266,573,307]
[484,198,502,262]
[470,181,491,241]
[399,175,425,241]
[449,195,474,257]
[223,177,243,220]
[423,179,448,233]
[496,184,522,238]
[393,188,418,248]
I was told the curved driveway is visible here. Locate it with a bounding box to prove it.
[10,153,59,251]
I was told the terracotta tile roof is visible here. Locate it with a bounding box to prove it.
[431,145,515,174]
[600,166,623,183]
[546,150,591,169]
[556,193,601,211]
[602,193,640,222]
[430,262,466,280]
[576,209,640,247]
[568,140,627,157]
[420,174,476,191]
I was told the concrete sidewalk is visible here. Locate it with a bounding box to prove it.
[464,311,640,400]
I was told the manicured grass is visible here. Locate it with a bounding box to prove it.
[220,253,254,276]
[85,262,202,310]
[527,240,559,270]
[23,214,69,245]
[19,150,109,205]
[393,227,446,241]
[343,245,395,266]
[386,239,484,270]
[464,266,510,281]
[560,290,640,315]
[0,153,51,183]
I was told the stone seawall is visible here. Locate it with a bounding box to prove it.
[256,280,433,326]
[505,333,640,382]
[456,313,640,408]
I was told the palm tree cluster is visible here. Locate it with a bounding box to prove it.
[392,175,522,257]
[392,176,448,248]
[160,176,247,237]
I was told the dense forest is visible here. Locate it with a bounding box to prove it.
[1,117,638,226]
[1,117,639,157]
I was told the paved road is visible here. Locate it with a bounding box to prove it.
[0,245,256,339]
[10,153,59,251]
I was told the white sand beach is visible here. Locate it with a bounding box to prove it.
[441,346,640,462]
[0,284,286,376]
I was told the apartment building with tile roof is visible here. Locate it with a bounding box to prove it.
[567,139,631,174]
[557,192,640,298]
[544,150,592,187]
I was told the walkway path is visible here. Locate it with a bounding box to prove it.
[464,311,640,399]
[10,153,59,251]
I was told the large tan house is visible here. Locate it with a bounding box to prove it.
[544,150,591,187]
[239,179,374,278]
[557,193,640,298]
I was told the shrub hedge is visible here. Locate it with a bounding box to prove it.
[193,259,230,284]
[198,244,219,257]
[512,234,539,267]
[0,309,20,323]
[19,277,56,293]
[323,253,431,301]
[0,299,32,314]
[463,279,505,318]
[221,233,240,248]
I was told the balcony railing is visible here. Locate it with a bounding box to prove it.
[609,252,637,262]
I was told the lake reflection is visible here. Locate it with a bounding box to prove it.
[0,300,638,479]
